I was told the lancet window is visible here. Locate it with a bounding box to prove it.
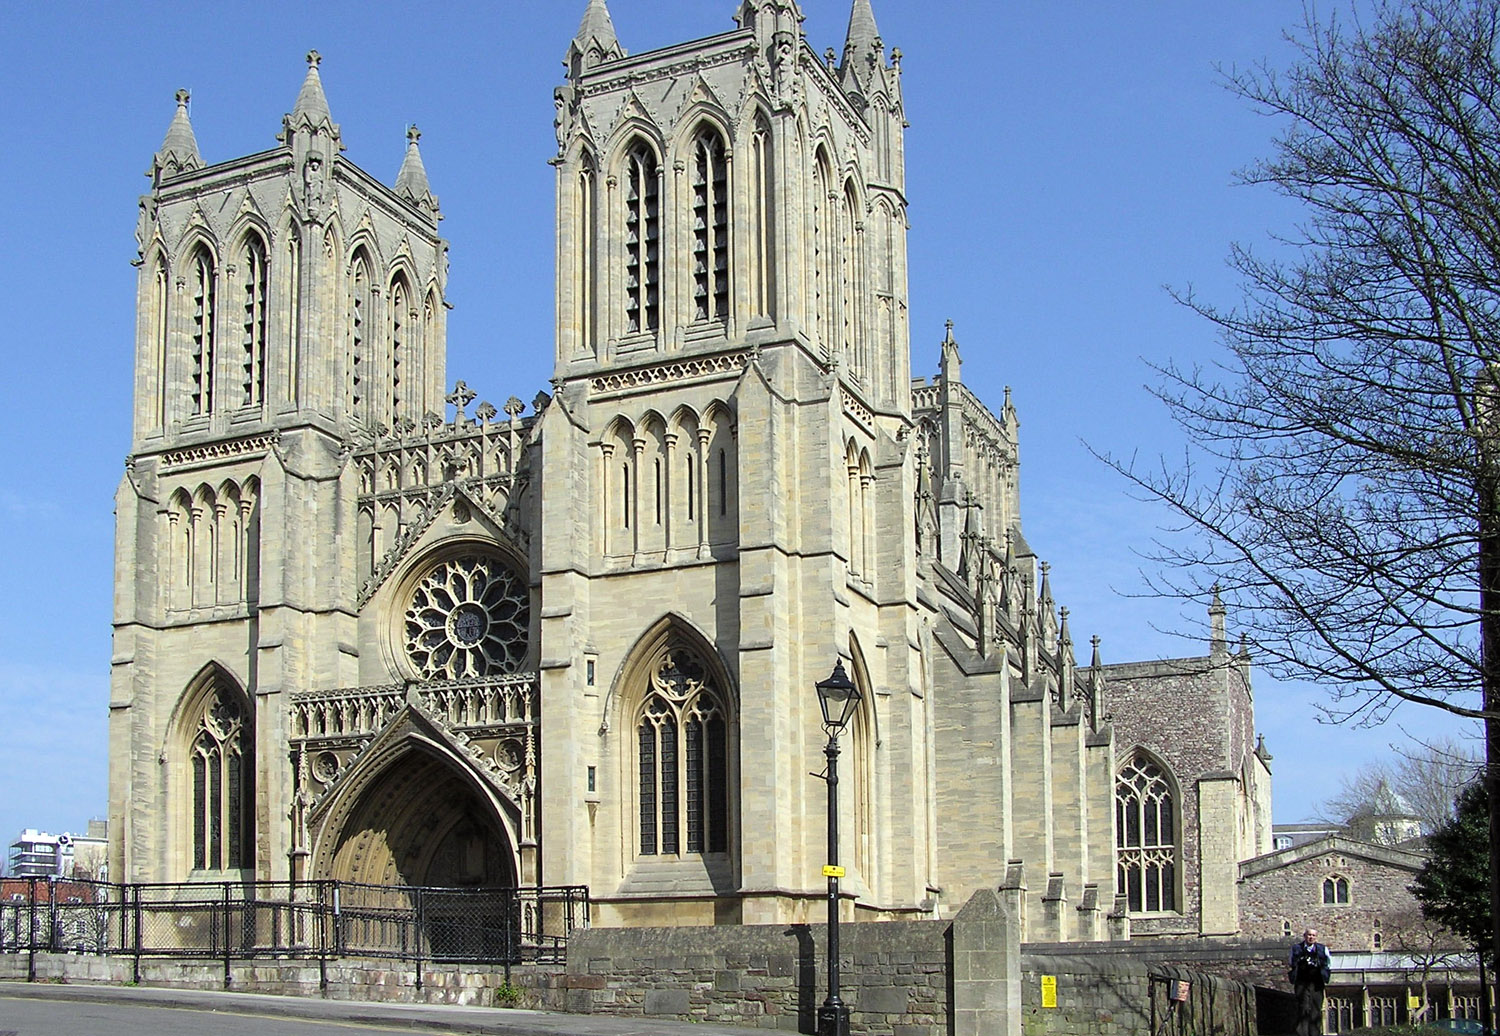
[189,686,252,872]
[189,246,216,416]
[239,235,268,409]
[637,649,730,857]
[283,233,301,406]
[812,152,834,350]
[1322,875,1350,904]
[690,126,729,323]
[623,142,660,335]
[390,275,410,421]
[349,251,373,421]
[1116,753,1178,912]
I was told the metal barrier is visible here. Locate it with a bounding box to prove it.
[0,876,588,984]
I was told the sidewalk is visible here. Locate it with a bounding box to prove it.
[0,980,784,1035]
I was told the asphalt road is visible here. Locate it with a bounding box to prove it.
[0,982,779,1036]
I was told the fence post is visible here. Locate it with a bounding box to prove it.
[26,877,37,982]
[222,882,232,989]
[332,881,342,958]
[132,884,142,985]
[317,880,328,994]
[413,886,424,993]
[46,876,58,953]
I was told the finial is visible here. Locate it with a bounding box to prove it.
[175,89,191,109]
[945,318,954,338]
[307,50,322,68]
[407,124,421,145]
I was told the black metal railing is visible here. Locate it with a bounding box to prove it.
[0,876,588,985]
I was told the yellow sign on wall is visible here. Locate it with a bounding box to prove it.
[1041,975,1057,1009]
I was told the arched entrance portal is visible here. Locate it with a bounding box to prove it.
[324,749,517,889]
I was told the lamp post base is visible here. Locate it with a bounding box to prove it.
[817,1002,852,1036]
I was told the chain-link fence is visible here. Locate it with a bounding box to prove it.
[1,877,588,983]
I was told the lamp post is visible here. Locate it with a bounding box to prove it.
[815,660,861,1036]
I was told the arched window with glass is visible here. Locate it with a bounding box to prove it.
[636,647,730,858]
[1115,752,1179,912]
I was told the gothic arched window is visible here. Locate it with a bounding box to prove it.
[189,245,216,416]
[623,141,660,336]
[239,234,268,409]
[390,274,411,422]
[349,250,374,421]
[637,649,730,857]
[189,685,253,871]
[1115,753,1178,912]
[690,126,729,323]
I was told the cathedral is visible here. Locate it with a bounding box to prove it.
[108,0,1273,938]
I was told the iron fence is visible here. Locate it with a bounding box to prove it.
[0,876,588,985]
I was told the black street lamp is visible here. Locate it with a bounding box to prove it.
[815,659,861,1036]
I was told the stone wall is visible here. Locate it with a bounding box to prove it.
[1020,947,1260,1036]
[0,952,555,1008]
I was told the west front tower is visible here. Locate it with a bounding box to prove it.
[540,0,927,925]
[111,55,448,882]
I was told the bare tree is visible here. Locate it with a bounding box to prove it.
[1316,736,1482,834]
[1098,0,1500,1012]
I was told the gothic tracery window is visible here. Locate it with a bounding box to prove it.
[191,688,252,871]
[1115,753,1178,912]
[623,141,660,336]
[637,649,729,857]
[690,126,729,323]
[404,554,531,679]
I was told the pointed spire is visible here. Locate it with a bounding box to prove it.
[840,0,885,101]
[566,0,625,78]
[150,89,202,187]
[293,50,333,125]
[395,125,439,214]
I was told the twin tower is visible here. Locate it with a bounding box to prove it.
[111,1,1248,940]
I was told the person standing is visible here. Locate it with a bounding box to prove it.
[1288,928,1332,1036]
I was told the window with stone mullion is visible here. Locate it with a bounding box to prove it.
[1115,755,1177,912]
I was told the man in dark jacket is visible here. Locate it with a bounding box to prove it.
[1288,928,1332,1036]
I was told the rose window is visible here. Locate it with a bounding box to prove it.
[404,555,529,679]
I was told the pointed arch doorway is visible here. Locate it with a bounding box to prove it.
[318,747,518,889]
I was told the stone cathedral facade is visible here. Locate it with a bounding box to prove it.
[109,0,1273,936]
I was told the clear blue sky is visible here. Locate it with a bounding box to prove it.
[0,1,1479,857]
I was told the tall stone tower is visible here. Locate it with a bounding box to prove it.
[110,54,448,881]
[539,0,924,924]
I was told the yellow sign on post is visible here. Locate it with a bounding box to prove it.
[1408,996,1423,1011]
[821,865,845,878]
[1041,975,1058,1009]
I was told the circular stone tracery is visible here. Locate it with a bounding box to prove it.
[404,554,529,679]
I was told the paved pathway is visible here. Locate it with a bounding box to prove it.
[0,981,782,1035]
